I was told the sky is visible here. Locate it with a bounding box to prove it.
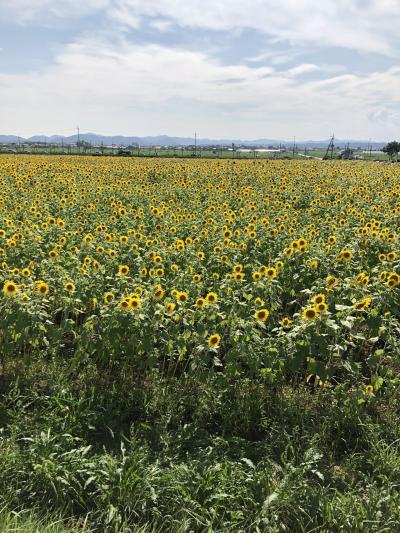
[0,0,399,140]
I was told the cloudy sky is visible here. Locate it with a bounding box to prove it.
[1,0,399,140]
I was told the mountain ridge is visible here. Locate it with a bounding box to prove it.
[0,133,388,149]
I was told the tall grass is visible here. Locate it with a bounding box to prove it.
[1,357,400,531]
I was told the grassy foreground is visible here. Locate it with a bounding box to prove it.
[1,358,400,532]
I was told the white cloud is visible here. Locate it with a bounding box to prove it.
[109,0,400,55]
[0,0,111,23]
[0,36,399,139]
[286,64,319,77]
[2,0,399,55]
[246,51,300,65]
[149,19,173,32]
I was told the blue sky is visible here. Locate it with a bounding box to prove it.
[0,0,399,140]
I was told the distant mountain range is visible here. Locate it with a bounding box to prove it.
[0,133,388,149]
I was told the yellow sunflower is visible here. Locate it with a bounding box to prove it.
[255,309,270,322]
[208,334,221,347]
[3,280,19,297]
[303,307,318,320]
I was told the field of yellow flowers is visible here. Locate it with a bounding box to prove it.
[1,154,400,531]
[2,155,400,392]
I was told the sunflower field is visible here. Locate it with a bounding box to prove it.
[1,155,400,531]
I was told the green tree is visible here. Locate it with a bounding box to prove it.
[383,141,400,160]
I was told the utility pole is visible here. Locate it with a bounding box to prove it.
[292,136,296,158]
[77,126,80,154]
[194,131,197,157]
[324,134,335,160]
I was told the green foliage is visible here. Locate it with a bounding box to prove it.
[1,359,400,531]
[383,141,400,159]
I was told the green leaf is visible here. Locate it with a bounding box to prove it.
[372,375,384,391]
[263,492,278,511]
